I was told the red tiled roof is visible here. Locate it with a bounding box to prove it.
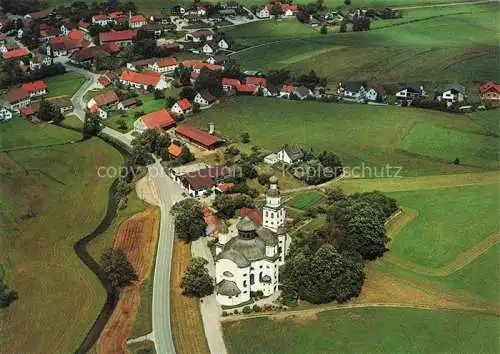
[102,42,120,53]
[245,76,266,86]
[182,59,222,72]
[21,80,47,93]
[3,48,30,59]
[216,182,235,193]
[177,98,192,111]
[100,29,137,43]
[240,207,263,226]
[183,166,230,191]
[480,82,500,93]
[20,104,37,117]
[6,87,29,103]
[222,78,241,87]
[67,29,85,41]
[168,144,182,157]
[140,109,176,130]
[109,12,124,19]
[176,125,223,148]
[280,84,294,93]
[90,104,98,113]
[92,91,119,107]
[236,84,257,93]
[79,22,90,29]
[93,14,108,21]
[98,76,111,87]
[282,3,298,13]
[130,14,146,23]
[191,30,212,37]
[120,70,161,86]
[155,57,177,67]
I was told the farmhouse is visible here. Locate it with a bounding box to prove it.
[0,107,13,122]
[148,57,178,74]
[236,84,258,95]
[6,88,30,110]
[92,14,112,26]
[194,90,217,107]
[202,43,215,54]
[20,96,73,119]
[245,76,267,87]
[293,86,313,100]
[479,82,500,104]
[180,165,232,197]
[127,58,156,71]
[185,30,213,42]
[117,98,139,110]
[168,144,183,159]
[395,84,425,102]
[222,78,241,94]
[133,109,176,134]
[47,37,85,57]
[22,81,47,98]
[338,81,366,101]
[438,84,466,105]
[3,48,30,60]
[256,7,270,18]
[277,145,304,165]
[215,176,290,307]
[87,91,119,119]
[365,85,388,103]
[218,39,230,50]
[97,71,117,88]
[175,125,224,150]
[129,14,147,28]
[70,45,118,66]
[29,52,52,70]
[120,70,167,90]
[142,23,164,37]
[171,98,193,116]
[99,29,137,47]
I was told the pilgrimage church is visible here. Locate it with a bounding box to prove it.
[214,176,290,307]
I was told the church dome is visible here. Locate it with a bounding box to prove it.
[236,216,257,232]
[269,175,278,184]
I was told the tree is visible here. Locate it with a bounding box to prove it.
[341,207,389,260]
[194,68,222,97]
[133,38,156,57]
[181,257,214,297]
[192,102,201,114]
[171,199,207,242]
[318,151,343,177]
[179,86,197,101]
[320,24,328,34]
[270,3,284,18]
[350,191,398,221]
[240,132,250,144]
[100,248,138,290]
[83,112,102,137]
[344,0,351,4]
[153,89,165,100]
[0,279,18,308]
[326,186,346,204]
[38,100,62,123]
[166,96,176,108]
[176,145,195,164]
[130,144,154,166]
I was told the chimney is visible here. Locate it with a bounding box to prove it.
[208,122,215,134]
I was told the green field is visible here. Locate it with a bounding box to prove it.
[186,96,497,176]
[0,118,123,353]
[224,308,500,354]
[288,191,325,209]
[387,184,499,268]
[45,72,86,98]
[229,4,499,87]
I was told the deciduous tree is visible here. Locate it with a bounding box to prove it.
[100,248,138,290]
[181,257,214,297]
[171,199,207,242]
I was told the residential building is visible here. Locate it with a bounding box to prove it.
[3,48,30,60]
[256,7,270,18]
[218,39,230,49]
[126,58,156,71]
[117,98,139,110]
[185,30,213,42]
[168,144,183,159]
[6,88,30,110]
[395,84,425,102]
[293,85,313,100]
[99,29,137,47]
[365,85,388,103]
[29,53,52,71]
[148,57,178,74]
[180,165,232,197]
[170,98,193,116]
[87,91,119,120]
[175,125,224,150]
[0,107,13,122]
[480,82,500,104]
[202,43,215,54]
[22,81,47,97]
[338,81,366,102]
[438,84,466,105]
[194,90,217,107]
[277,145,304,165]
[133,109,176,134]
[129,14,147,29]
[92,14,112,26]
[222,78,241,94]
[279,84,295,98]
[119,70,168,90]
[244,76,267,87]
[97,71,117,88]
[215,176,290,307]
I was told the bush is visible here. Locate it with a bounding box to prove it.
[222,311,229,316]
[242,306,252,314]
[233,309,239,314]
[252,304,261,312]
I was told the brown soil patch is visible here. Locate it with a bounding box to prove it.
[171,239,210,354]
[97,208,159,354]
[135,176,160,207]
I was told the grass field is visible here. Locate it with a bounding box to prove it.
[224,308,500,354]
[186,96,497,176]
[229,4,499,87]
[387,183,499,268]
[287,191,325,209]
[45,72,86,98]
[0,119,123,353]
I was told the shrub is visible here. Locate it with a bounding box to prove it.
[233,309,239,314]
[256,290,264,298]
[222,311,228,316]
[242,306,252,314]
[252,304,261,312]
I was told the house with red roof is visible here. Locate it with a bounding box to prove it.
[175,125,224,150]
[92,14,112,26]
[69,44,119,66]
[133,109,176,133]
[47,36,85,57]
[67,29,85,41]
[148,57,178,74]
[236,84,258,95]
[6,87,30,110]
[239,207,263,226]
[87,91,119,119]
[168,144,183,158]
[480,82,500,105]
[194,90,217,107]
[97,71,117,88]
[222,78,241,94]
[22,81,47,98]
[171,98,193,116]
[119,70,167,90]
[264,2,298,17]
[129,14,147,29]
[99,29,137,47]
[279,84,295,98]
[245,76,267,87]
[3,48,30,60]
[180,165,232,197]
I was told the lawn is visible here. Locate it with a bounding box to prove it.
[230,4,499,86]
[0,120,123,353]
[45,72,86,98]
[402,121,499,169]
[387,183,499,268]
[186,96,496,176]
[223,308,500,354]
[287,191,325,209]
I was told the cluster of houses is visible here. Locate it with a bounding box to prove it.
[5,80,48,110]
[255,2,298,19]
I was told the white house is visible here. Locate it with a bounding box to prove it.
[215,176,290,307]
[29,53,52,71]
[170,98,193,116]
[338,81,366,102]
[129,14,147,29]
[148,57,178,74]
[395,84,425,102]
[194,90,216,107]
[438,84,466,105]
[277,145,304,165]
[256,7,270,18]
[185,30,213,42]
[0,107,13,122]
[92,14,112,26]
[119,70,168,90]
[365,85,388,103]
[202,43,215,54]
[218,39,229,50]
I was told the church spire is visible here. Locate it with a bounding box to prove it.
[263,176,285,232]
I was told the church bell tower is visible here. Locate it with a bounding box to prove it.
[263,176,285,233]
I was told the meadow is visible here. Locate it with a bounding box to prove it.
[45,72,86,98]
[229,4,499,87]
[287,190,325,209]
[186,96,497,176]
[0,119,123,353]
[223,308,500,354]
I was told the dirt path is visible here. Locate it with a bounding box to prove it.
[385,231,500,276]
[96,208,160,354]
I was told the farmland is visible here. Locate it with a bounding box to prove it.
[229,3,499,87]
[224,308,499,354]
[287,191,325,209]
[187,96,498,176]
[0,119,123,353]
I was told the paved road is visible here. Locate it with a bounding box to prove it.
[192,238,228,354]
[149,161,184,354]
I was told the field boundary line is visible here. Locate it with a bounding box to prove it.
[386,231,500,276]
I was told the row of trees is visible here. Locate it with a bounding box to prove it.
[0,61,65,90]
[281,188,397,304]
[292,150,343,185]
